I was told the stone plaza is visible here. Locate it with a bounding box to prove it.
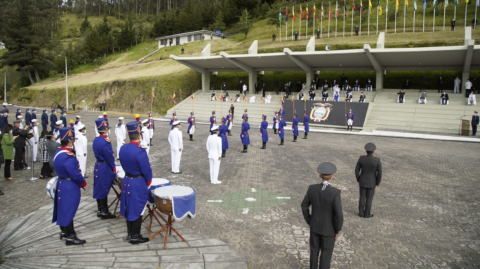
[0,111,479,269]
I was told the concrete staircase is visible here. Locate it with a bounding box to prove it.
[364,89,477,134]
[130,48,160,65]
[166,90,283,127]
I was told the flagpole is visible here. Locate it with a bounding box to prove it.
[395,1,397,33]
[386,0,388,33]
[351,7,354,36]
[404,0,406,32]
[443,0,446,31]
[475,3,478,29]
[314,12,316,37]
[423,3,425,32]
[368,4,371,35]
[306,10,309,38]
[151,87,154,113]
[344,6,346,36]
[336,14,338,36]
[377,4,379,34]
[286,21,288,40]
[465,3,467,29]
[433,6,436,32]
[360,3,363,35]
[414,7,416,32]
[321,13,324,38]
[280,21,282,42]
[292,16,294,40]
[300,15,302,40]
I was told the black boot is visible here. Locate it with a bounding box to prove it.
[245,145,248,153]
[125,220,132,241]
[189,134,193,141]
[293,136,297,142]
[100,197,116,219]
[65,221,86,246]
[150,138,153,146]
[303,132,308,139]
[222,150,226,157]
[274,129,277,134]
[59,226,66,240]
[96,199,101,217]
[242,145,247,153]
[261,142,266,149]
[129,216,149,244]
[228,130,232,136]
[279,139,284,145]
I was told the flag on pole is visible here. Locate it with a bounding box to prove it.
[300,5,303,20]
[477,0,479,5]
[414,0,417,9]
[306,5,310,20]
[344,0,348,15]
[336,1,340,16]
[286,7,289,21]
[445,0,448,7]
[291,96,295,102]
[406,0,409,11]
[433,0,438,8]
[386,1,390,12]
[378,0,383,14]
[353,0,357,11]
[172,92,176,100]
[292,6,296,20]
[314,4,317,18]
[191,94,195,99]
[151,88,155,99]
[279,9,282,23]
[322,3,325,18]
[453,0,458,5]
[396,0,400,11]
[361,1,364,14]
[423,0,427,8]
[370,0,373,8]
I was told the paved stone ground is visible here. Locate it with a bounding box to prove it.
[1,110,480,268]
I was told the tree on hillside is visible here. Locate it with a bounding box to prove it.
[239,9,252,39]
[214,10,226,32]
[80,15,91,34]
[118,20,136,49]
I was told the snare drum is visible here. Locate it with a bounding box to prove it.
[153,185,196,221]
[148,178,170,204]
[46,177,58,200]
[115,165,125,189]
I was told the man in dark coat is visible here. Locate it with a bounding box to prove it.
[355,142,383,218]
[472,111,479,136]
[12,120,30,170]
[50,109,58,131]
[41,109,48,131]
[301,162,343,269]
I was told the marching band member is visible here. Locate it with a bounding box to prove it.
[272,112,278,134]
[278,115,286,145]
[188,112,196,141]
[260,115,268,149]
[346,109,354,131]
[210,111,216,130]
[226,110,233,136]
[292,114,299,142]
[303,111,310,139]
[241,116,250,153]
[94,115,103,137]
[168,120,183,174]
[218,117,229,157]
[74,123,88,177]
[115,117,126,159]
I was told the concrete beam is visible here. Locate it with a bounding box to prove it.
[202,71,211,92]
[248,40,258,55]
[462,39,475,93]
[364,44,382,73]
[284,48,313,85]
[377,32,385,49]
[220,52,252,73]
[306,37,316,52]
[465,27,472,45]
[170,55,205,73]
[201,43,211,57]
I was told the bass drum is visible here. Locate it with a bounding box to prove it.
[46,177,58,200]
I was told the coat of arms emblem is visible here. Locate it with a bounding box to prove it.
[310,103,333,122]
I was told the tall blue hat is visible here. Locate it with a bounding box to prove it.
[263,115,267,120]
[59,127,75,142]
[51,109,55,112]
[43,109,47,112]
[95,118,109,130]
[222,117,226,123]
[126,121,142,135]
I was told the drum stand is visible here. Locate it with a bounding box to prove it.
[26,141,38,181]
[142,204,166,235]
[108,185,121,217]
[149,211,186,248]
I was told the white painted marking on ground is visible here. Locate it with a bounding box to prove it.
[276,197,291,200]
[242,208,249,214]
[207,200,223,203]
[245,198,256,202]
[251,188,257,192]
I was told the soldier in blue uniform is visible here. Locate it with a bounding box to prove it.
[218,117,229,157]
[272,112,278,134]
[50,109,57,131]
[41,109,48,131]
[31,109,37,122]
[187,112,196,141]
[242,109,248,120]
[345,109,354,131]
[0,111,5,130]
[241,116,250,153]
[292,114,299,142]
[278,115,287,145]
[25,108,31,126]
[92,118,116,219]
[52,127,87,245]
[303,110,310,139]
[169,112,177,130]
[60,111,67,127]
[120,121,152,244]
[260,115,268,149]
[226,111,232,136]
[210,111,216,130]
[15,108,21,119]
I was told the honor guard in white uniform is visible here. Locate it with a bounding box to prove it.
[168,121,183,174]
[115,117,126,159]
[206,126,222,184]
[74,116,82,135]
[140,119,150,155]
[30,119,39,162]
[95,115,103,137]
[148,113,155,146]
[17,115,24,129]
[74,123,88,177]
[54,120,63,143]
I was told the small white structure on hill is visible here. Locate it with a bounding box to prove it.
[0,42,5,50]
[155,30,224,48]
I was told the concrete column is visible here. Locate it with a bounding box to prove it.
[249,70,257,95]
[202,71,210,92]
[306,70,314,87]
[376,71,383,91]
[462,72,469,94]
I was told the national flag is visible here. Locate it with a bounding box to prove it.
[314,4,317,18]
[306,4,309,20]
[280,96,284,102]
[344,0,348,16]
[243,94,246,101]
[386,2,389,12]
[336,1,340,16]
[353,0,357,11]
[300,5,303,20]
[360,1,364,14]
[378,0,383,14]
[286,6,289,22]
[369,0,373,8]
[406,0,409,12]
[414,0,417,9]
[279,9,282,23]
[220,94,223,101]
[453,0,458,6]
[322,3,325,18]
[230,97,233,102]
[396,0,399,11]
[423,0,427,8]
[433,0,438,8]
[191,94,195,99]
[172,92,176,100]
[151,92,155,99]
[465,0,469,4]
[291,96,295,102]
[292,6,296,20]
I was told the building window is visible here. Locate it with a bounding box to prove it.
[194,34,202,41]
[176,37,180,45]
[188,35,192,42]
[160,39,167,46]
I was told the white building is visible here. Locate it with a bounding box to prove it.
[155,30,224,48]
[0,42,5,50]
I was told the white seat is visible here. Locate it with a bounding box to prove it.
[467,97,477,105]
[265,95,272,104]
[439,99,449,105]
[418,97,427,104]
[249,96,256,103]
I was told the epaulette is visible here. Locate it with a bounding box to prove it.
[332,186,342,192]
[65,151,75,157]
[104,137,111,143]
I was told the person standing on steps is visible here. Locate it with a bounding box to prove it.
[92,118,116,220]
[303,110,310,139]
[52,127,88,246]
[206,126,222,184]
[272,112,278,134]
[218,117,229,157]
[241,116,250,153]
[210,111,216,131]
[226,110,233,136]
[168,121,183,174]
[115,117,126,160]
[278,115,286,145]
[355,143,383,218]
[260,115,268,149]
[301,162,343,269]
[119,121,152,244]
[188,112,196,141]
[292,114,299,142]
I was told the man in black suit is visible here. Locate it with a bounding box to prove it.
[472,111,479,136]
[222,82,227,93]
[438,76,444,93]
[301,162,343,269]
[440,91,449,105]
[239,80,243,94]
[355,143,382,218]
[12,120,31,170]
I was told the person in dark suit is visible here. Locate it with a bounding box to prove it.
[451,18,456,31]
[41,109,48,132]
[50,109,57,131]
[12,120,31,170]
[472,111,479,136]
[438,76,444,93]
[301,162,343,269]
[355,142,382,218]
[440,91,449,105]
[254,82,259,94]
[222,82,227,93]
[239,80,243,94]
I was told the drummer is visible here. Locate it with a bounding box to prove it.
[52,127,87,245]
[119,121,153,244]
[92,118,116,219]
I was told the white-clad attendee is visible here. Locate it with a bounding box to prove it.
[74,115,82,135]
[206,126,222,184]
[30,119,39,162]
[168,120,183,174]
[94,115,103,137]
[453,76,461,94]
[114,117,126,159]
[242,83,247,96]
[466,79,473,97]
[140,119,150,155]
[17,115,24,129]
[74,123,88,177]
[468,92,477,106]
[54,120,63,143]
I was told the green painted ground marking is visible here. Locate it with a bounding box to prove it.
[207,188,291,215]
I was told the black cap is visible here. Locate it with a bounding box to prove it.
[317,162,337,175]
[364,142,376,151]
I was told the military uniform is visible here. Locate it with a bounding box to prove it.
[292,115,299,142]
[140,119,150,155]
[218,118,229,157]
[74,123,87,177]
[472,111,479,136]
[355,143,382,218]
[168,120,183,174]
[210,111,216,130]
[120,121,152,244]
[301,162,343,269]
[169,113,177,130]
[41,110,48,131]
[60,112,67,127]
[272,113,278,134]
[188,112,196,141]
[50,109,57,131]
[260,115,268,149]
[52,127,87,245]
[278,116,286,145]
[345,111,354,131]
[92,118,116,219]
[25,109,31,126]
[303,112,310,139]
[115,117,126,159]
[226,112,233,136]
[241,117,250,153]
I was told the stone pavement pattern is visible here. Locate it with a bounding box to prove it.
[1,111,480,268]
